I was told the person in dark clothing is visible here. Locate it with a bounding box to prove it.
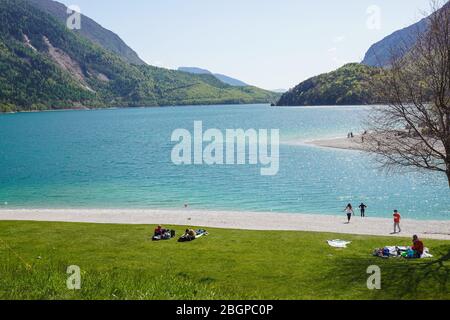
[154,225,164,236]
[359,203,367,217]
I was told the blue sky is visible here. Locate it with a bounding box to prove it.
[59,0,432,90]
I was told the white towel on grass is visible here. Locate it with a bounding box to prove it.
[421,248,433,258]
[327,240,351,248]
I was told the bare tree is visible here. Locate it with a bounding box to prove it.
[366,1,450,187]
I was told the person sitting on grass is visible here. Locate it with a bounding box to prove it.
[154,225,166,237]
[411,235,424,258]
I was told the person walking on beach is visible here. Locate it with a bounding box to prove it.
[359,203,367,217]
[344,204,354,223]
[393,210,402,233]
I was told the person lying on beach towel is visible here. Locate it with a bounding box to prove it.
[195,229,208,239]
[178,229,208,242]
[178,229,196,242]
[373,247,403,258]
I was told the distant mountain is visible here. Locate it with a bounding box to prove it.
[213,74,248,87]
[0,0,280,112]
[362,2,449,67]
[26,0,146,65]
[178,67,249,86]
[178,67,212,75]
[278,3,450,107]
[276,63,380,106]
[361,18,428,67]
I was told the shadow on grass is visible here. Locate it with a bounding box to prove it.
[325,245,450,299]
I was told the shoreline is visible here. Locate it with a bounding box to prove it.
[306,135,367,151]
[282,134,368,152]
[0,103,273,115]
[1,208,449,240]
[304,135,446,154]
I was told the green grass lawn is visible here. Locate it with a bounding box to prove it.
[0,221,449,300]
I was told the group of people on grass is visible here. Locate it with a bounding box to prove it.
[152,225,174,241]
[153,225,205,242]
[374,235,425,259]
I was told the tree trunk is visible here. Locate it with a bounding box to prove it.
[447,164,450,188]
[447,146,450,188]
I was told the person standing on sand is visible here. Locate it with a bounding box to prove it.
[393,210,402,233]
[344,204,354,223]
[359,203,367,217]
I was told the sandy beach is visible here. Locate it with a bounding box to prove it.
[305,134,446,154]
[283,134,368,151]
[306,135,367,151]
[0,208,449,240]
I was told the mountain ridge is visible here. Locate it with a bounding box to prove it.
[277,3,449,107]
[361,16,428,67]
[178,67,249,86]
[362,2,449,67]
[276,63,381,106]
[26,0,146,65]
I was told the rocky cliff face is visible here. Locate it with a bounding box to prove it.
[362,2,449,67]
[26,0,147,65]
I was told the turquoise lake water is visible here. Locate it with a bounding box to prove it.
[0,104,448,220]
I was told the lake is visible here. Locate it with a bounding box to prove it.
[0,104,448,220]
